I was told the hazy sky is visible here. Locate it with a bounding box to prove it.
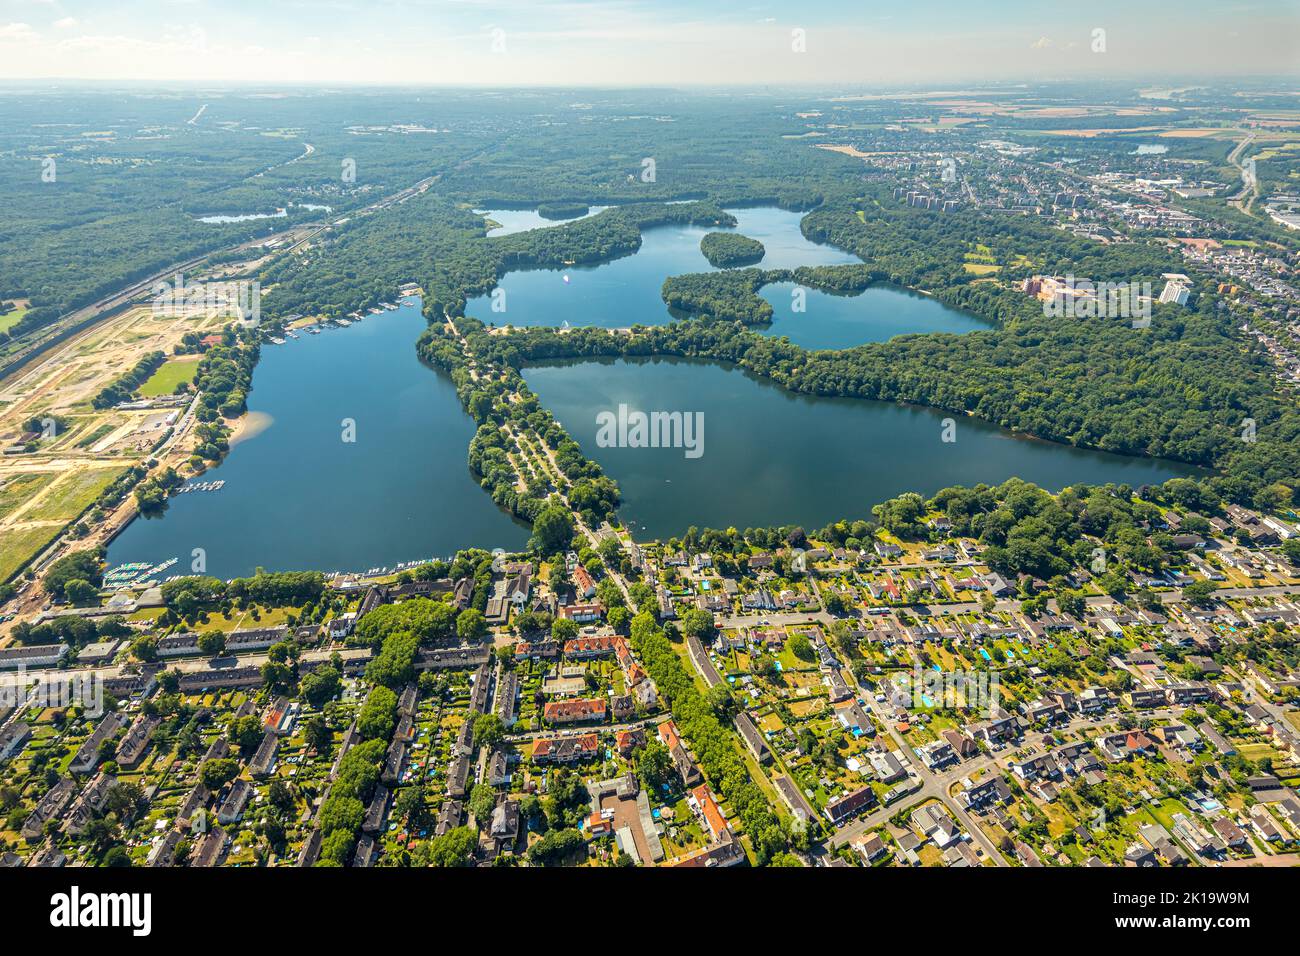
[0,0,1297,85]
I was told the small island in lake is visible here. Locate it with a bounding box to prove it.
[700,231,765,267]
[537,201,590,221]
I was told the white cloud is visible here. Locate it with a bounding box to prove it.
[0,22,39,42]
[54,17,78,29]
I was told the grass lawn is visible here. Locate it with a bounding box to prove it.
[0,304,28,334]
[1039,799,1081,839]
[1238,741,1286,766]
[1143,797,1192,835]
[962,262,1002,274]
[918,844,945,866]
[0,524,61,580]
[24,466,126,522]
[170,603,298,633]
[0,471,58,519]
[139,357,200,397]
[75,420,118,450]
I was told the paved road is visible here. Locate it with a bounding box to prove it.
[505,718,653,744]
[847,678,1008,864]
[1227,131,1259,212]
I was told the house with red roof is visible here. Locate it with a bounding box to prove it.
[543,698,607,725]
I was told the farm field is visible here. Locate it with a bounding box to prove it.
[0,471,56,520]
[139,357,201,397]
[21,465,126,522]
[0,523,60,580]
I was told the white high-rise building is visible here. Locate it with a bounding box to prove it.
[1159,274,1192,306]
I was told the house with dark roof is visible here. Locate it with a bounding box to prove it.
[21,777,76,839]
[959,774,1012,809]
[0,643,69,669]
[177,783,210,830]
[216,779,253,825]
[352,834,378,868]
[671,743,702,787]
[774,775,817,824]
[1125,688,1167,709]
[416,644,491,671]
[0,722,32,763]
[190,827,228,867]
[362,785,390,834]
[298,829,322,867]
[494,670,519,727]
[941,728,979,759]
[147,828,184,867]
[733,712,770,763]
[436,800,463,837]
[490,799,520,848]
[671,828,745,868]
[487,748,510,787]
[113,714,160,769]
[1098,730,1157,761]
[69,711,127,774]
[382,738,408,785]
[824,785,877,827]
[249,730,279,778]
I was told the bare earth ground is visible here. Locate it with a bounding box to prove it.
[0,301,231,593]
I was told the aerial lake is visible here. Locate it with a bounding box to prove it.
[110,206,1199,576]
[466,206,863,330]
[524,357,1202,540]
[196,209,289,224]
[478,205,611,236]
[757,282,987,350]
[108,299,528,579]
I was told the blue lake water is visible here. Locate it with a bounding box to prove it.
[196,209,288,224]
[757,282,988,350]
[524,357,1202,541]
[466,206,860,330]
[477,206,611,236]
[108,299,528,579]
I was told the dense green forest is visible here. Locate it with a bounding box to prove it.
[259,110,1299,518]
[0,91,505,347]
[699,232,765,268]
[536,201,590,220]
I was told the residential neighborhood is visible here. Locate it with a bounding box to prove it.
[0,489,1298,873]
